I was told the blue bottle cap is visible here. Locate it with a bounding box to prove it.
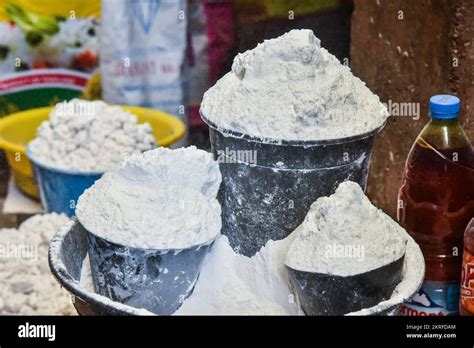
[429,94,460,119]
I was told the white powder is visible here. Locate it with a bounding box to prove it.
[80,254,94,292]
[0,213,75,315]
[28,99,155,172]
[201,29,388,142]
[76,146,222,250]
[285,181,407,276]
[175,235,301,315]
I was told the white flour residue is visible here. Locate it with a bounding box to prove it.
[0,213,75,315]
[175,235,301,315]
[76,146,222,250]
[285,181,407,276]
[28,99,155,172]
[201,29,388,142]
[80,254,94,292]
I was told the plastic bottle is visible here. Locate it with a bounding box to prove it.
[460,218,474,315]
[397,94,474,316]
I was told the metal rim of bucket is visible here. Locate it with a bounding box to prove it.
[26,147,105,177]
[201,112,387,147]
[48,220,151,315]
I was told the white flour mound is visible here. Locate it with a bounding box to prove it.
[0,213,75,315]
[28,99,155,172]
[175,235,300,315]
[201,29,388,142]
[76,146,222,250]
[285,181,407,276]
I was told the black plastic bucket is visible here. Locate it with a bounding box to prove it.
[48,220,148,315]
[83,224,215,315]
[202,114,384,256]
[286,255,405,315]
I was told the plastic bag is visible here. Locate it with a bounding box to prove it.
[100,0,187,126]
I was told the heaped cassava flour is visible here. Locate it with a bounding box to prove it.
[175,235,300,315]
[0,213,75,315]
[28,99,155,172]
[201,29,389,141]
[100,0,187,123]
[285,181,407,276]
[76,146,222,250]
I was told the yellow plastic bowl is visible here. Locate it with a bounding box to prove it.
[0,106,186,199]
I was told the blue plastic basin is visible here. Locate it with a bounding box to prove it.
[26,150,103,217]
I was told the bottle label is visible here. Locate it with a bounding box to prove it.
[398,281,460,316]
[461,249,474,313]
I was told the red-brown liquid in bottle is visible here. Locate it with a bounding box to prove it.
[399,142,474,280]
[398,139,474,315]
